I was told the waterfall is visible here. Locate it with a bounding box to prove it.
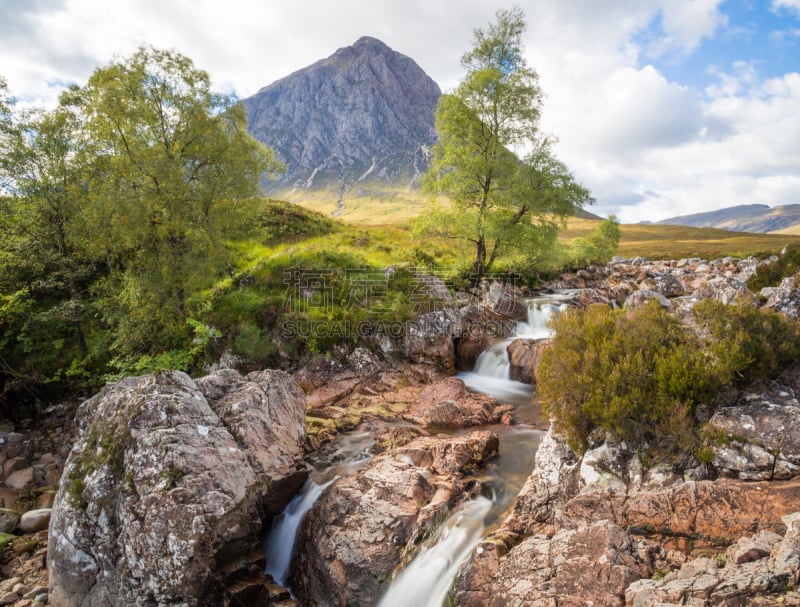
[377,497,493,607]
[263,477,336,586]
[517,297,569,339]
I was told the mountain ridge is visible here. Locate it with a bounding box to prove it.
[242,36,441,206]
[657,203,800,234]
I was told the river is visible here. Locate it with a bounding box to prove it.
[262,292,571,606]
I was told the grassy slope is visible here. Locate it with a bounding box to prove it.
[561,218,800,259]
[278,188,800,259]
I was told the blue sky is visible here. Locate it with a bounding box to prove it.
[640,0,800,89]
[1,0,799,223]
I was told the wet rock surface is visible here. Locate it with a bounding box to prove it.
[292,431,499,607]
[402,377,511,426]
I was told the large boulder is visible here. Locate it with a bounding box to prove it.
[403,308,462,373]
[291,431,499,607]
[402,377,510,426]
[460,521,649,607]
[482,282,526,319]
[48,369,307,607]
[507,338,548,384]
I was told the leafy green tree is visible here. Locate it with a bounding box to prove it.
[420,8,592,277]
[71,46,282,356]
[571,215,621,266]
[0,100,99,398]
[0,49,282,401]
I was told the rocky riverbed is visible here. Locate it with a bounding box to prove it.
[2,254,800,606]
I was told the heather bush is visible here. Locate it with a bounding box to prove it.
[538,300,800,458]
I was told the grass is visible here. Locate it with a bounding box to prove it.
[267,192,800,260]
[561,218,800,260]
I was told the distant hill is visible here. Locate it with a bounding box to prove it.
[242,37,441,208]
[657,204,800,234]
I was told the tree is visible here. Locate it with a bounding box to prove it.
[420,8,592,277]
[71,47,283,356]
[0,49,282,401]
[571,215,621,266]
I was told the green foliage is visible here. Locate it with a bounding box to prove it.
[570,215,621,266]
[255,199,337,243]
[538,300,800,457]
[693,299,800,386]
[0,50,279,400]
[420,8,592,277]
[746,243,800,292]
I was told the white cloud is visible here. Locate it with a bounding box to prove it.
[773,0,800,14]
[1,0,798,223]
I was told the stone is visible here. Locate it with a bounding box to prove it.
[0,508,20,534]
[48,369,307,607]
[18,509,51,533]
[624,289,671,311]
[507,338,548,384]
[292,431,499,607]
[482,281,526,319]
[731,531,782,564]
[403,308,462,373]
[4,467,33,489]
[403,377,501,426]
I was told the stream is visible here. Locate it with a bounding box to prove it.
[262,292,572,606]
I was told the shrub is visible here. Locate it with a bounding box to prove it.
[746,243,800,292]
[538,300,800,458]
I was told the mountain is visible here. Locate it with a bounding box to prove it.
[242,37,441,207]
[657,204,800,234]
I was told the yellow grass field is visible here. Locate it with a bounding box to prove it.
[278,190,800,260]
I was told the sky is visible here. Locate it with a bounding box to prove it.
[1,0,799,223]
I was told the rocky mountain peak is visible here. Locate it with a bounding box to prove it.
[242,37,441,204]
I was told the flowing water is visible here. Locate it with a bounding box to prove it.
[377,497,493,607]
[457,292,572,405]
[265,292,573,605]
[378,291,573,605]
[263,431,376,586]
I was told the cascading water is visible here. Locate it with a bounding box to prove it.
[377,497,493,607]
[458,292,571,405]
[264,477,335,585]
[263,431,375,588]
[378,291,570,606]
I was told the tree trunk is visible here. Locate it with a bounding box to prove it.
[473,237,487,280]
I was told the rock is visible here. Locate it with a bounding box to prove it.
[292,431,499,607]
[461,521,648,607]
[4,467,33,489]
[403,377,501,426]
[48,369,306,607]
[0,508,20,534]
[764,276,800,319]
[403,308,462,373]
[196,368,308,514]
[455,334,489,371]
[482,281,526,319]
[504,429,580,535]
[626,515,800,605]
[624,289,671,311]
[18,509,51,533]
[507,338,548,384]
[707,377,800,480]
[731,530,782,564]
